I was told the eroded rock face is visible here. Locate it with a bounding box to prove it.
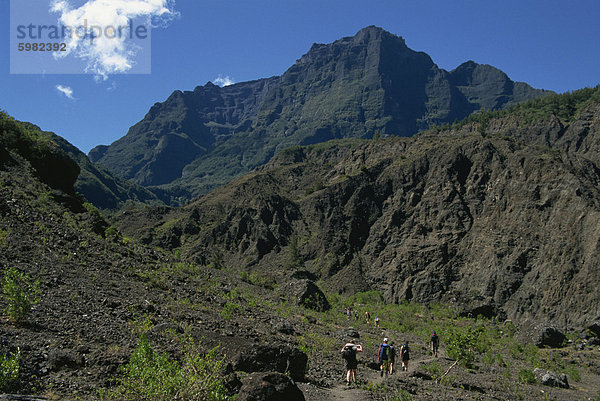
[237,372,305,401]
[117,101,600,330]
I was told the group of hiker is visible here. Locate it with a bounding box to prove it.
[344,307,384,328]
[340,331,440,386]
[344,306,360,321]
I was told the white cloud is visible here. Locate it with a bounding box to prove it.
[50,0,177,79]
[56,84,75,99]
[214,75,235,87]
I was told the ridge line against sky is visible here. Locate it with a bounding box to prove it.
[1,0,599,154]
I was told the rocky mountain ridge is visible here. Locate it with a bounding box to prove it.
[113,88,600,329]
[90,26,550,204]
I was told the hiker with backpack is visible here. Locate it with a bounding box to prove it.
[429,331,439,357]
[377,337,390,377]
[400,341,410,371]
[388,341,396,374]
[341,339,363,386]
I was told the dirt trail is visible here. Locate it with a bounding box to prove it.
[300,351,443,401]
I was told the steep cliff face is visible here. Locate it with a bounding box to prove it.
[91,26,549,204]
[89,77,279,187]
[114,90,600,328]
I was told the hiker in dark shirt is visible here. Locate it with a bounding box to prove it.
[388,342,396,374]
[400,341,410,371]
[430,331,439,357]
[341,339,363,386]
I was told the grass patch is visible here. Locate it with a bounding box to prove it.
[518,369,536,384]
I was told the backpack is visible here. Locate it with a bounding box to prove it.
[379,343,389,359]
[401,344,410,359]
[431,334,439,345]
[342,346,356,360]
[389,345,396,358]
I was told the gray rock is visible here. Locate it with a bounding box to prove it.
[237,372,305,401]
[587,321,600,337]
[518,323,566,348]
[541,372,569,389]
[233,344,308,382]
[338,327,360,340]
[47,349,84,371]
[534,369,569,388]
[536,327,566,348]
[588,337,600,346]
[284,279,330,312]
[270,317,295,335]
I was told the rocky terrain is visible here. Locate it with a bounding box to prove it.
[1,89,600,400]
[89,26,550,204]
[115,87,600,330]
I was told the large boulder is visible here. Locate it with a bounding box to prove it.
[587,320,600,337]
[284,279,330,312]
[47,349,84,371]
[233,344,308,382]
[536,327,566,348]
[237,372,305,401]
[517,322,566,348]
[270,317,295,335]
[338,327,360,340]
[534,369,569,389]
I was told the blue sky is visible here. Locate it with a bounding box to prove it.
[1,0,599,154]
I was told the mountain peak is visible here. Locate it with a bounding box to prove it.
[354,25,405,44]
[298,26,407,68]
[92,28,550,201]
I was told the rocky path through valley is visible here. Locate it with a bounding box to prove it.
[299,337,446,401]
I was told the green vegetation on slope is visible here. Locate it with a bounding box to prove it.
[431,85,600,134]
[101,335,230,401]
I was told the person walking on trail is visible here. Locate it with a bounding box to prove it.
[365,311,370,325]
[341,339,363,386]
[378,337,390,377]
[388,342,396,374]
[354,310,359,321]
[375,316,380,328]
[430,331,439,357]
[400,341,410,371]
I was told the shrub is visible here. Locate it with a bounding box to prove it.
[420,360,443,381]
[0,350,20,391]
[1,267,40,323]
[518,369,536,384]
[102,335,230,401]
[445,325,483,368]
[104,225,120,241]
[219,301,241,320]
[0,229,7,246]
